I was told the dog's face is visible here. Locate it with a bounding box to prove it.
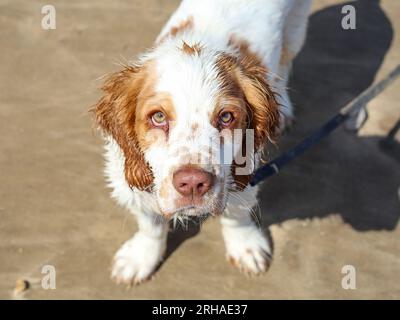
[93,41,279,218]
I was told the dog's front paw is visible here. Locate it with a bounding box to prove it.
[224,225,272,275]
[111,232,166,286]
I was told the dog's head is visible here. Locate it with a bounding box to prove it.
[93,39,279,218]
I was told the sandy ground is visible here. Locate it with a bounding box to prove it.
[1,0,399,299]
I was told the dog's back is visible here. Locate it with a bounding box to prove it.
[158,0,310,75]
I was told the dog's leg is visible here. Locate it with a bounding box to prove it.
[275,64,294,132]
[221,187,272,275]
[276,0,312,132]
[111,210,169,286]
[104,140,169,285]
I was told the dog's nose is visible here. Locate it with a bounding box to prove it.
[172,167,214,197]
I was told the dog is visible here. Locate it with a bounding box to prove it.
[92,0,311,285]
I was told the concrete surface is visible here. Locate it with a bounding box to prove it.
[0,0,399,299]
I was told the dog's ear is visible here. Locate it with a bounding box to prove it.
[236,55,280,151]
[91,65,153,190]
[216,43,279,191]
[234,55,279,189]
[225,36,280,149]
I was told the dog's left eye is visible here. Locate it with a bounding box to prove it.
[219,111,234,125]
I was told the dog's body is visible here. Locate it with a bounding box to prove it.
[94,0,311,285]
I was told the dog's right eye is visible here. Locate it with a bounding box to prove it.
[151,111,167,126]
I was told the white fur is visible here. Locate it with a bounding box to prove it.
[104,0,311,284]
[111,217,168,284]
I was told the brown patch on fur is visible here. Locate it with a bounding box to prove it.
[91,63,157,191]
[215,35,280,190]
[157,16,193,44]
[170,17,193,37]
[181,41,202,56]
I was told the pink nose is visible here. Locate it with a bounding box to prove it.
[172,167,214,197]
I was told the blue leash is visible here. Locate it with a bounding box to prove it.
[250,65,400,186]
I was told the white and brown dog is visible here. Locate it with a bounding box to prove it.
[92,0,311,285]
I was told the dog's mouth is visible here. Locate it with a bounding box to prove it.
[161,204,209,219]
[160,199,226,220]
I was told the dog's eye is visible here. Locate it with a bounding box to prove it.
[219,111,234,126]
[151,111,167,126]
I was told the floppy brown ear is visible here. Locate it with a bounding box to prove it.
[234,56,280,189]
[91,65,153,190]
[236,55,280,151]
[216,40,279,190]
[232,65,279,189]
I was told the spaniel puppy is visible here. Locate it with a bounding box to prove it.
[93,0,311,285]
